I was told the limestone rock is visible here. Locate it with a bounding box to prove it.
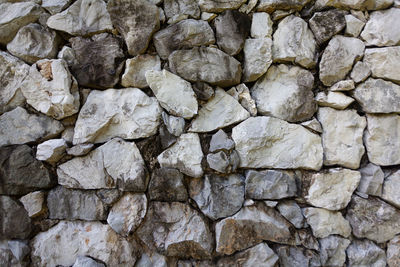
[345,14,365,37]
[201,12,217,21]
[148,168,188,201]
[31,221,136,266]
[162,112,185,137]
[107,0,160,56]
[329,79,355,91]
[146,69,198,119]
[316,91,354,109]
[135,252,168,267]
[351,61,371,83]
[0,107,64,147]
[319,35,365,86]
[318,107,366,169]
[275,246,321,267]
[227,84,257,116]
[36,139,67,163]
[189,88,249,132]
[199,0,247,12]
[243,38,272,82]
[382,170,400,208]
[42,0,72,15]
[256,0,311,13]
[251,12,273,38]
[73,88,161,144]
[0,196,31,239]
[251,64,316,122]
[19,191,46,218]
[239,0,258,13]
[364,47,400,84]
[388,236,400,267]
[272,15,316,68]
[319,235,350,266]
[164,0,200,22]
[357,163,384,196]
[232,116,323,170]
[107,193,147,236]
[309,9,346,44]
[192,81,215,101]
[206,151,230,173]
[168,47,242,87]
[209,129,235,152]
[121,55,161,88]
[189,174,245,220]
[73,256,105,267]
[0,240,30,266]
[347,239,386,267]
[137,202,213,259]
[277,200,307,229]
[301,118,322,133]
[66,143,94,156]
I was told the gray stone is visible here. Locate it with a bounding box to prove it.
[364,47,400,84]
[329,79,355,91]
[162,112,185,137]
[19,191,46,218]
[227,84,257,116]
[275,246,321,267]
[96,189,121,206]
[382,170,400,208]
[0,196,31,239]
[345,14,365,37]
[321,0,393,10]
[351,61,371,83]
[243,38,272,82]
[0,240,29,266]
[347,239,386,267]
[148,168,187,202]
[357,163,384,196]
[66,143,94,156]
[209,129,234,152]
[199,0,247,12]
[7,240,30,262]
[201,12,217,21]
[42,0,72,15]
[36,139,67,163]
[251,12,273,38]
[57,45,77,66]
[192,81,215,101]
[239,0,258,13]
[309,9,347,44]
[301,118,322,133]
[121,55,161,89]
[256,0,311,12]
[159,125,177,149]
[388,235,400,267]
[135,252,168,267]
[207,151,230,173]
[277,200,307,228]
[315,91,354,109]
[164,0,200,22]
[319,235,350,267]
[73,256,105,267]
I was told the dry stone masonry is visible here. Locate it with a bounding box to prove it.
[1,0,400,266]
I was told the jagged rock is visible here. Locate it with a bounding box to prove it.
[239,0,258,13]
[135,252,168,267]
[309,9,346,44]
[42,0,72,15]
[146,69,198,119]
[107,193,147,236]
[272,15,316,68]
[347,196,400,243]
[232,116,323,170]
[320,35,365,86]
[148,168,187,201]
[199,0,247,12]
[0,145,53,195]
[57,45,77,66]
[321,0,393,10]
[245,170,297,200]
[351,61,371,83]
[192,82,214,101]
[36,139,67,163]
[364,47,400,84]
[319,235,350,266]
[243,38,272,82]
[73,88,161,144]
[364,114,400,166]
[96,189,121,206]
[168,47,242,87]
[215,202,297,255]
[316,91,354,109]
[277,200,307,228]
[107,0,160,56]
[357,163,384,196]
[301,118,322,133]
[201,12,217,21]
[154,19,215,59]
[209,130,235,152]
[0,240,30,266]
[0,196,31,239]
[388,236,400,267]
[31,221,136,266]
[302,207,351,238]
[137,202,213,259]
[227,84,257,116]
[66,144,94,156]
[189,88,249,132]
[121,55,161,89]
[0,2,43,45]
[274,246,321,267]
[0,107,63,147]
[73,256,105,267]
[329,79,355,91]
[189,174,244,220]
[256,0,311,12]
[164,0,200,22]
[251,64,316,122]
[251,12,273,38]
[318,107,366,169]
[345,14,365,37]
[69,34,125,89]
[347,239,386,267]
[159,125,177,149]
[382,170,400,208]
[207,151,230,173]
[162,112,185,137]
[58,138,148,191]
[297,230,320,251]
[19,191,46,218]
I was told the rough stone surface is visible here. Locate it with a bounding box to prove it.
[36,139,67,163]
[256,0,311,12]
[309,9,346,44]
[162,112,185,137]
[66,144,94,156]
[357,163,384,196]
[0,196,31,239]
[19,191,46,218]
[164,0,200,21]
[388,236,400,267]
[322,0,393,10]
[121,55,161,88]
[277,200,307,229]
[345,14,365,37]
[275,246,321,267]
[364,47,400,84]
[206,151,230,173]
[42,0,72,15]
[382,170,400,208]
[0,240,30,266]
[243,38,272,82]
[251,12,273,38]
[226,83,258,117]
[301,118,322,133]
[347,239,386,267]
[148,168,187,201]
[316,91,354,109]
[319,235,350,267]
[329,79,355,91]
[73,256,105,267]
[199,0,247,12]
[351,61,371,83]
[209,129,235,152]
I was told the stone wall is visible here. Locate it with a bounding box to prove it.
[1,0,400,266]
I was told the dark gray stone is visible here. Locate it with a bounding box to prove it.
[309,9,347,44]
[96,189,121,205]
[0,196,31,239]
[192,82,214,101]
[148,168,188,202]
[274,245,321,267]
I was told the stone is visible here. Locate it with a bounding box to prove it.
[42,0,72,15]
[19,191,45,217]
[364,114,400,166]
[153,19,215,60]
[192,82,215,101]
[73,256,105,267]
[201,12,217,21]
[329,79,355,91]
[107,193,147,236]
[277,200,307,228]
[5,240,30,263]
[322,0,393,10]
[168,47,242,87]
[245,170,297,200]
[58,138,148,191]
[318,107,366,169]
[47,0,112,36]
[351,61,371,83]
[7,23,60,64]
[57,45,77,66]
[36,139,67,163]
[319,36,365,86]
[0,107,64,146]
[347,196,400,243]
[148,168,187,202]
[251,64,316,122]
[388,236,400,267]
[301,118,322,133]
[256,0,311,12]
[96,189,121,206]
[345,14,365,37]
[215,202,297,255]
[251,12,273,38]
[239,0,258,13]
[274,246,321,267]
[0,196,31,239]
[382,170,400,208]
[0,2,43,45]
[0,145,53,195]
[316,91,354,109]
[159,126,177,149]
[227,84,257,116]
[107,0,160,56]
[232,116,323,170]
[215,10,250,55]
[302,207,351,238]
[73,88,161,144]
[272,15,316,68]
[217,243,279,267]
[361,8,400,47]
[364,47,400,84]
[0,240,29,266]
[243,38,273,82]
[189,88,250,132]
[146,69,198,119]
[164,0,200,22]
[309,9,346,44]
[69,33,125,89]
[162,112,185,137]
[121,55,161,88]
[66,143,94,156]
[157,133,203,178]
[137,202,213,259]
[209,129,234,152]
[319,235,350,266]
[31,221,136,266]
[357,163,384,196]
[189,174,245,220]
[207,151,230,173]
[347,239,386,267]
[135,252,168,267]
[199,0,247,12]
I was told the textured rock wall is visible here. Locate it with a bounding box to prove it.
[1,0,400,266]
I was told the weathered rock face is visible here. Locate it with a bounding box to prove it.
[357,163,384,196]
[321,0,393,10]
[42,0,73,15]
[148,168,187,201]
[228,83,257,116]
[274,245,321,267]
[309,9,346,44]
[345,14,366,37]
[251,12,272,38]
[36,139,67,163]
[364,47,400,84]
[382,171,400,208]
[346,239,387,267]
[209,129,235,152]
[0,195,31,239]
[319,235,350,267]
[256,0,311,12]
[277,200,307,229]
[164,0,200,22]
[72,256,105,267]
[388,236,400,267]
[121,55,161,88]
[19,191,46,218]
[0,239,30,266]
[199,0,247,12]
[316,91,354,110]
[243,37,272,82]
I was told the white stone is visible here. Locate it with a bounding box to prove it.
[357,163,384,196]
[227,83,257,116]
[319,235,350,267]
[199,0,247,12]
[42,0,73,15]
[345,14,365,37]
[243,38,272,82]
[382,170,400,208]
[201,12,216,21]
[329,80,355,91]
[301,118,322,133]
[251,12,273,38]
[19,191,45,217]
[36,139,67,163]
[364,47,400,84]
[316,91,354,109]
[121,55,161,89]
[351,61,371,83]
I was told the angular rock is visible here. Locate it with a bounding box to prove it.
[201,12,217,21]
[148,168,187,202]
[301,118,322,133]
[73,88,161,144]
[164,0,200,22]
[388,236,400,267]
[309,9,346,44]
[107,0,160,56]
[66,143,94,156]
[121,55,161,88]
[364,47,400,84]
[69,33,125,89]
[189,174,244,220]
[318,107,366,169]
[274,246,321,267]
[199,0,247,12]
[227,83,257,116]
[239,0,258,13]
[319,35,365,86]
[243,38,272,82]
[1,240,30,265]
[347,239,386,267]
[36,139,67,163]
[251,64,316,122]
[351,61,371,83]
[73,256,105,267]
[207,151,230,173]
[322,0,393,10]
[0,196,31,239]
[96,189,121,206]
[209,129,234,152]
[137,202,213,259]
[162,112,185,137]
[168,47,242,87]
[192,81,215,101]
[135,252,168,267]
[329,79,355,91]
[277,200,307,229]
[146,69,198,119]
[232,116,323,170]
[257,0,311,12]
[153,19,215,60]
[157,133,203,178]
[251,12,273,38]
[316,91,354,109]
[382,170,400,208]
[42,0,72,15]
[357,163,384,196]
[31,221,136,266]
[272,15,316,68]
[19,191,45,218]
[345,14,365,37]
[319,235,350,266]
